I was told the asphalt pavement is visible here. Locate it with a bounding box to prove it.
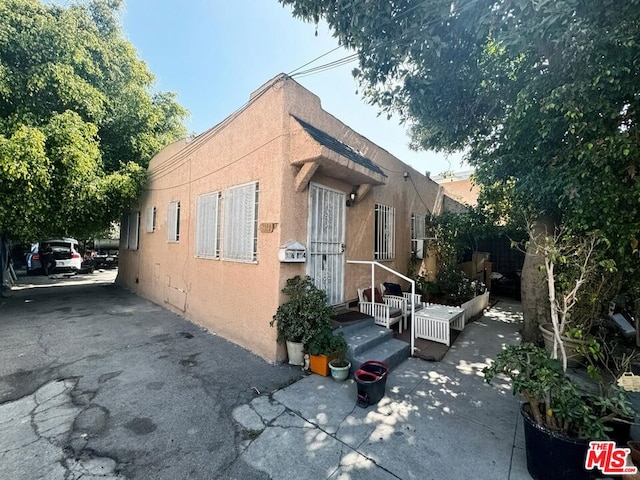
[1,270,530,479]
[0,270,302,479]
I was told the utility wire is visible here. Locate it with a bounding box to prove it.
[408,173,431,213]
[150,0,481,181]
[288,0,482,79]
[149,75,286,181]
[287,46,343,76]
[285,0,433,76]
[147,132,286,191]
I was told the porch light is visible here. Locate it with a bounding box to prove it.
[346,187,358,207]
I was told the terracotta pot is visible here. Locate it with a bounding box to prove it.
[539,323,588,367]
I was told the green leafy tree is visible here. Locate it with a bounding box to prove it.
[0,0,187,242]
[279,0,640,332]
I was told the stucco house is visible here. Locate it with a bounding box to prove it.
[116,74,461,362]
[432,170,479,210]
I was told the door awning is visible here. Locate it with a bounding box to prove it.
[290,116,387,188]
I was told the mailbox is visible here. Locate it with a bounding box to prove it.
[278,241,306,263]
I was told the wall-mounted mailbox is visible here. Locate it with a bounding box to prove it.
[278,241,306,263]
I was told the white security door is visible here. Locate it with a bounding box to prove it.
[307,183,345,305]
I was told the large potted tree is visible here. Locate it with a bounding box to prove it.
[484,227,635,479]
[530,228,612,369]
[270,275,334,366]
[484,343,633,480]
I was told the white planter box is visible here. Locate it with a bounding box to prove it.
[459,291,490,319]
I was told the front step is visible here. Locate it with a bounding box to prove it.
[336,320,410,373]
[350,337,410,372]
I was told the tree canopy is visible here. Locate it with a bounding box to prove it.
[0,0,187,242]
[280,0,640,303]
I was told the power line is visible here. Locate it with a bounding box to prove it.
[288,0,482,79]
[287,46,343,76]
[149,75,287,181]
[149,0,482,183]
[146,132,287,192]
[408,173,431,213]
[285,0,433,76]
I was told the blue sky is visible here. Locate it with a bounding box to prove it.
[121,0,465,176]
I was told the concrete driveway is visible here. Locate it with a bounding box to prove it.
[0,270,301,479]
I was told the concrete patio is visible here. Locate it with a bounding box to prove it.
[232,298,531,479]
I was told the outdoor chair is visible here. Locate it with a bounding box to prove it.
[380,282,423,330]
[357,287,405,332]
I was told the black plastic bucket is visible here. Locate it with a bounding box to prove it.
[355,361,389,408]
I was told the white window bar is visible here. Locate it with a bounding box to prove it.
[167,201,180,242]
[128,211,140,250]
[374,203,395,260]
[120,213,130,249]
[222,182,258,262]
[146,206,156,233]
[411,213,426,256]
[195,192,221,259]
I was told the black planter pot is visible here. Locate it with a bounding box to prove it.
[607,419,632,446]
[521,405,595,480]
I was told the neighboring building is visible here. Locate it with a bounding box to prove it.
[432,170,479,210]
[116,74,463,362]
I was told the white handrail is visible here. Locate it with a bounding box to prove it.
[347,260,417,356]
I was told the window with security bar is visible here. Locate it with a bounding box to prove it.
[195,191,221,259]
[167,201,180,242]
[146,206,156,233]
[411,213,426,257]
[129,211,140,250]
[374,203,395,260]
[120,214,129,249]
[121,211,140,250]
[222,182,258,262]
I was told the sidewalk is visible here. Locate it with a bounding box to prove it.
[232,298,531,479]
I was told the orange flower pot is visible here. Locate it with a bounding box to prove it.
[309,354,330,376]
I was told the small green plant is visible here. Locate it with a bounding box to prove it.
[306,328,334,356]
[327,334,347,361]
[328,334,349,368]
[483,343,633,440]
[417,268,485,305]
[270,276,334,345]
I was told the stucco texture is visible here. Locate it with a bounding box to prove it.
[117,74,461,363]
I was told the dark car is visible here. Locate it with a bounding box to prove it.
[93,249,118,269]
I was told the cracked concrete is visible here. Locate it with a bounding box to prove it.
[1,270,302,479]
[4,271,541,479]
[1,379,124,480]
[230,299,534,480]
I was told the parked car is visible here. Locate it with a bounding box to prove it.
[93,249,118,269]
[26,238,82,275]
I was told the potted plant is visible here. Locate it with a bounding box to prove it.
[484,343,634,480]
[270,275,334,366]
[529,228,613,370]
[307,327,334,376]
[327,334,350,381]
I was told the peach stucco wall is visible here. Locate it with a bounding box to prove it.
[117,75,448,363]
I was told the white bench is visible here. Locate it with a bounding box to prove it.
[414,304,465,346]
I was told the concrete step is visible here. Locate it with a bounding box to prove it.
[349,337,410,373]
[332,316,375,336]
[342,324,394,358]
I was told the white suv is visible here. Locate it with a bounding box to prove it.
[26,238,82,275]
